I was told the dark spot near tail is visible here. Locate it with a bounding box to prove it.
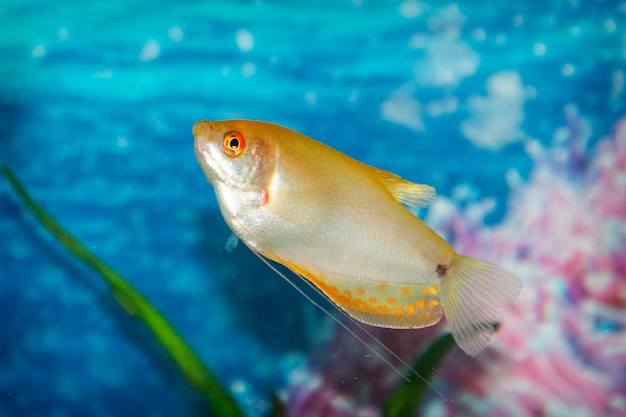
[436,264,447,278]
[493,322,502,333]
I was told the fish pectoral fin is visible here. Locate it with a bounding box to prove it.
[373,169,436,208]
[262,185,315,225]
[225,233,239,252]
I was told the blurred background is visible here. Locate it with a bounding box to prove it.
[1,1,624,416]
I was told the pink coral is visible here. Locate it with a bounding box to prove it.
[283,114,626,416]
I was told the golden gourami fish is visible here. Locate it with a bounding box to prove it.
[193,119,522,356]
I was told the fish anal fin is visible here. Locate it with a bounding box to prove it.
[301,271,444,330]
[374,169,436,208]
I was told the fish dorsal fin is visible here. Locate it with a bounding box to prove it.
[374,168,436,208]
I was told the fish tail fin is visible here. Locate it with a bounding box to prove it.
[440,255,522,356]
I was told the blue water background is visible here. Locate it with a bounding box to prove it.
[1,1,623,416]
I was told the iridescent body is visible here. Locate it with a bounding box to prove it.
[193,119,522,356]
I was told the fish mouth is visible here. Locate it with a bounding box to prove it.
[193,120,223,184]
[193,120,242,189]
[192,119,212,138]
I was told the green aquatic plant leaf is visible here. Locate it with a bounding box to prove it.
[382,332,457,417]
[2,167,246,417]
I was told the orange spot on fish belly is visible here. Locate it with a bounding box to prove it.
[421,285,438,296]
[399,286,413,297]
[386,296,397,305]
[428,300,439,308]
[417,299,426,309]
[376,305,393,314]
[375,283,388,292]
[356,286,366,296]
[407,303,415,313]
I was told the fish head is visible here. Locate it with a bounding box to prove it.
[193,120,276,192]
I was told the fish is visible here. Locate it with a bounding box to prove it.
[193,119,522,356]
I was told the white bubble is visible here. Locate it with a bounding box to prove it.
[168,26,183,42]
[398,0,427,19]
[426,96,458,117]
[230,380,246,394]
[58,28,69,40]
[461,71,528,150]
[563,103,578,118]
[91,69,113,79]
[380,87,424,132]
[32,44,46,58]
[561,63,575,76]
[236,29,254,52]
[505,168,522,189]
[408,33,427,49]
[241,62,256,77]
[435,69,454,84]
[524,139,544,160]
[604,19,616,33]
[139,39,160,62]
[487,70,524,98]
[117,137,128,148]
[415,38,479,86]
[612,393,626,410]
[471,28,486,42]
[304,91,317,105]
[533,43,546,56]
[611,69,624,101]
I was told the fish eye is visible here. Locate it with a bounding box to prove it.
[223,131,246,157]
